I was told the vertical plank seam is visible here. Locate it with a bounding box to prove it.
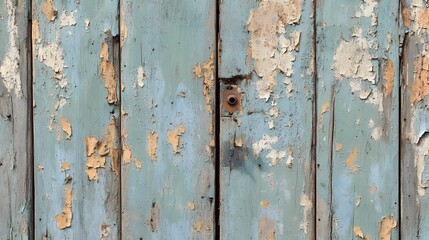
[215,0,220,238]
[117,1,123,237]
[328,87,336,239]
[398,0,403,237]
[28,0,35,237]
[312,0,317,238]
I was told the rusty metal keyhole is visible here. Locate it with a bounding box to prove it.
[227,95,238,106]
[223,85,241,114]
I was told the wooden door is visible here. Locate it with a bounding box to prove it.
[1,0,429,239]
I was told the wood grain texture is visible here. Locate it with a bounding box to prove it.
[316,0,399,239]
[0,0,32,239]
[400,0,429,239]
[33,0,120,238]
[219,0,315,238]
[120,1,216,239]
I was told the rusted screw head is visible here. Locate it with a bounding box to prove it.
[227,95,238,106]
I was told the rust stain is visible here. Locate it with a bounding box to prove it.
[60,117,72,140]
[149,202,160,232]
[193,52,215,113]
[345,147,358,173]
[41,0,57,22]
[383,59,394,96]
[60,162,70,172]
[168,124,186,154]
[148,132,158,162]
[258,216,276,240]
[99,42,118,104]
[402,8,411,27]
[260,201,270,208]
[247,0,302,100]
[411,52,429,104]
[55,186,73,229]
[379,217,397,240]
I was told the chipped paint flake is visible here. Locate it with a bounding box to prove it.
[0,0,23,97]
[379,217,397,240]
[60,117,72,140]
[383,59,394,97]
[266,149,287,166]
[260,201,270,208]
[333,40,375,83]
[353,226,365,239]
[411,50,429,104]
[193,220,204,232]
[371,126,383,141]
[247,0,302,100]
[258,216,276,240]
[300,194,313,235]
[188,201,195,210]
[120,12,128,47]
[193,52,215,113]
[148,132,158,162]
[99,42,118,104]
[38,42,68,87]
[55,186,72,229]
[415,137,429,197]
[100,224,111,240]
[335,143,343,151]
[60,162,70,172]
[345,147,359,173]
[136,66,147,88]
[85,121,119,180]
[252,134,278,158]
[59,9,77,28]
[41,0,57,22]
[321,102,330,114]
[84,19,90,32]
[168,124,185,154]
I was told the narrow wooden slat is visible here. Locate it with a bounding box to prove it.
[219,0,315,238]
[400,0,429,238]
[33,1,120,238]
[0,0,32,239]
[316,0,399,238]
[120,1,216,239]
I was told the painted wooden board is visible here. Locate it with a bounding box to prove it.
[120,1,216,239]
[400,1,429,239]
[33,0,120,239]
[219,0,315,238]
[0,0,32,239]
[316,0,399,239]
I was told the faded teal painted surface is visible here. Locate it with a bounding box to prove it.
[219,0,315,239]
[316,0,399,239]
[2,0,429,239]
[120,0,216,239]
[33,0,120,239]
[0,0,32,239]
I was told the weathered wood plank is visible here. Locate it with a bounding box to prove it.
[400,1,429,239]
[0,0,32,239]
[120,1,216,239]
[316,0,399,239]
[219,0,315,238]
[33,1,120,238]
